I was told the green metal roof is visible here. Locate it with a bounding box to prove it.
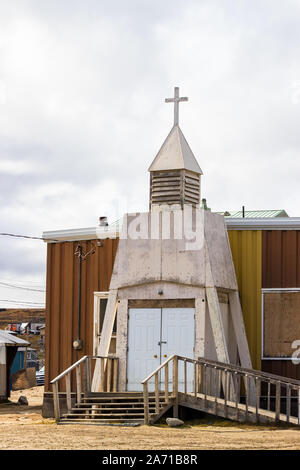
[218,210,289,218]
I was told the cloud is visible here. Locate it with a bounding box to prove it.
[0,0,300,305]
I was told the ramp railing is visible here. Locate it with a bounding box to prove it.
[142,355,300,425]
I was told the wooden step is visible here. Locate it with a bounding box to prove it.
[75,401,168,407]
[82,395,166,402]
[58,419,143,426]
[72,406,162,412]
[62,412,145,418]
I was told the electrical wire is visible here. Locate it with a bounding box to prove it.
[0,299,45,305]
[0,232,62,242]
[0,219,121,244]
[0,277,45,286]
[0,281,45,292]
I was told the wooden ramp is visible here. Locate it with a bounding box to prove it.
[180,392,299,426]
[142,355,300,426]
[50,355,300,426]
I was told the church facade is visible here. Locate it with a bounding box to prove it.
[42,88,300,416]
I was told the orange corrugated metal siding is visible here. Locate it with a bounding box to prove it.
[262,230,300,380]
[45,239,118,391]
[262,230,300,288]
[228,230,262,370]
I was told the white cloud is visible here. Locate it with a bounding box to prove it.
[0,159,41,175]
[0,0,300,306]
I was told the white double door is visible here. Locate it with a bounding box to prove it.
[127,308,195,391]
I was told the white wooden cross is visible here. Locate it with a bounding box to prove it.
[165,87,188,126]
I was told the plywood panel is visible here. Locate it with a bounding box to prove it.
[263,292,300,357]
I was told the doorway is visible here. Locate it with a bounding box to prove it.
[127,307,194,391]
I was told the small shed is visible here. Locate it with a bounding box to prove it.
[0,330,30,400]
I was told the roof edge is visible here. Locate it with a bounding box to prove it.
[43,216,300,242]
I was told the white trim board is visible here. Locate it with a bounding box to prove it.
[42,217,300,243]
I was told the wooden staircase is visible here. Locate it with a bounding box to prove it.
[58,392,173,425]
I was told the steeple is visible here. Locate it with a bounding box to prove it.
[149,87,203,209]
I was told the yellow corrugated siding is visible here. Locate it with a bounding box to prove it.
[228,230,262,370]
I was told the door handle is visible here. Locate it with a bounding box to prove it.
[154,354,158,358]
[158,341,167,346]
[163,354,167,358]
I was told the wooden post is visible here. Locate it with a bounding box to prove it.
[173,356,178,418]
[224,370,228,418]
[184,359,187,395]
[99,358,105,392]
[298,387,300,425]
[214,367,218,414]
[165,362,169,403]
[155,372,159,414]
[245,374,249,422]
[203,364,207,406]
[52,382,60,422]
[207,366,211,396]
[76,365,82,404]
[65,372,71,413]
[255,377,260,423]
[227,370,231,402]
[113,358,118,392]
[286,384,291,424]
[84,356,91,396]
[267,381,271,411]
[87,356,91,394]
[275,382,281,423]
[194,362,197,397]
[107,358,112,392]
[143,382,149,425]
[235,372,239,419]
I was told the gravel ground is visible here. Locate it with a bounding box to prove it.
[1,387,300,450]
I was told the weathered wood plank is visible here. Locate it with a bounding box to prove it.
[65,372,71,412]
[92,289,118,392]
[113,359,118,392]
[76,365,82,404]
[155,373,159,414]
[173,356,178,418]
[143,383,149,425]
[52,382,60,421]
[165,362,169,403]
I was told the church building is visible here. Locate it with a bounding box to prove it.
[42,88,300,426]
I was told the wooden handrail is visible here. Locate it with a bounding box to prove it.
[194,356,300,387]
[50,355,88,384]
[141,355,175,384]
[142,355,177,424]
[51,355,119,422]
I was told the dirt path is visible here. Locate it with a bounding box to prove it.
[1,387,300,450]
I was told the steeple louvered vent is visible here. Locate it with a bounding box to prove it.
[150,169,201,208]
[150,171,181,206]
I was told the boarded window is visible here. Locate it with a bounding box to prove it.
[99,298,116,334]
[263,291,300,358]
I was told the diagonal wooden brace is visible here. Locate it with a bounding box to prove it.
[91,289,118,392]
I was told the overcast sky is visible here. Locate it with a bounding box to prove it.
[1,0,300,307]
